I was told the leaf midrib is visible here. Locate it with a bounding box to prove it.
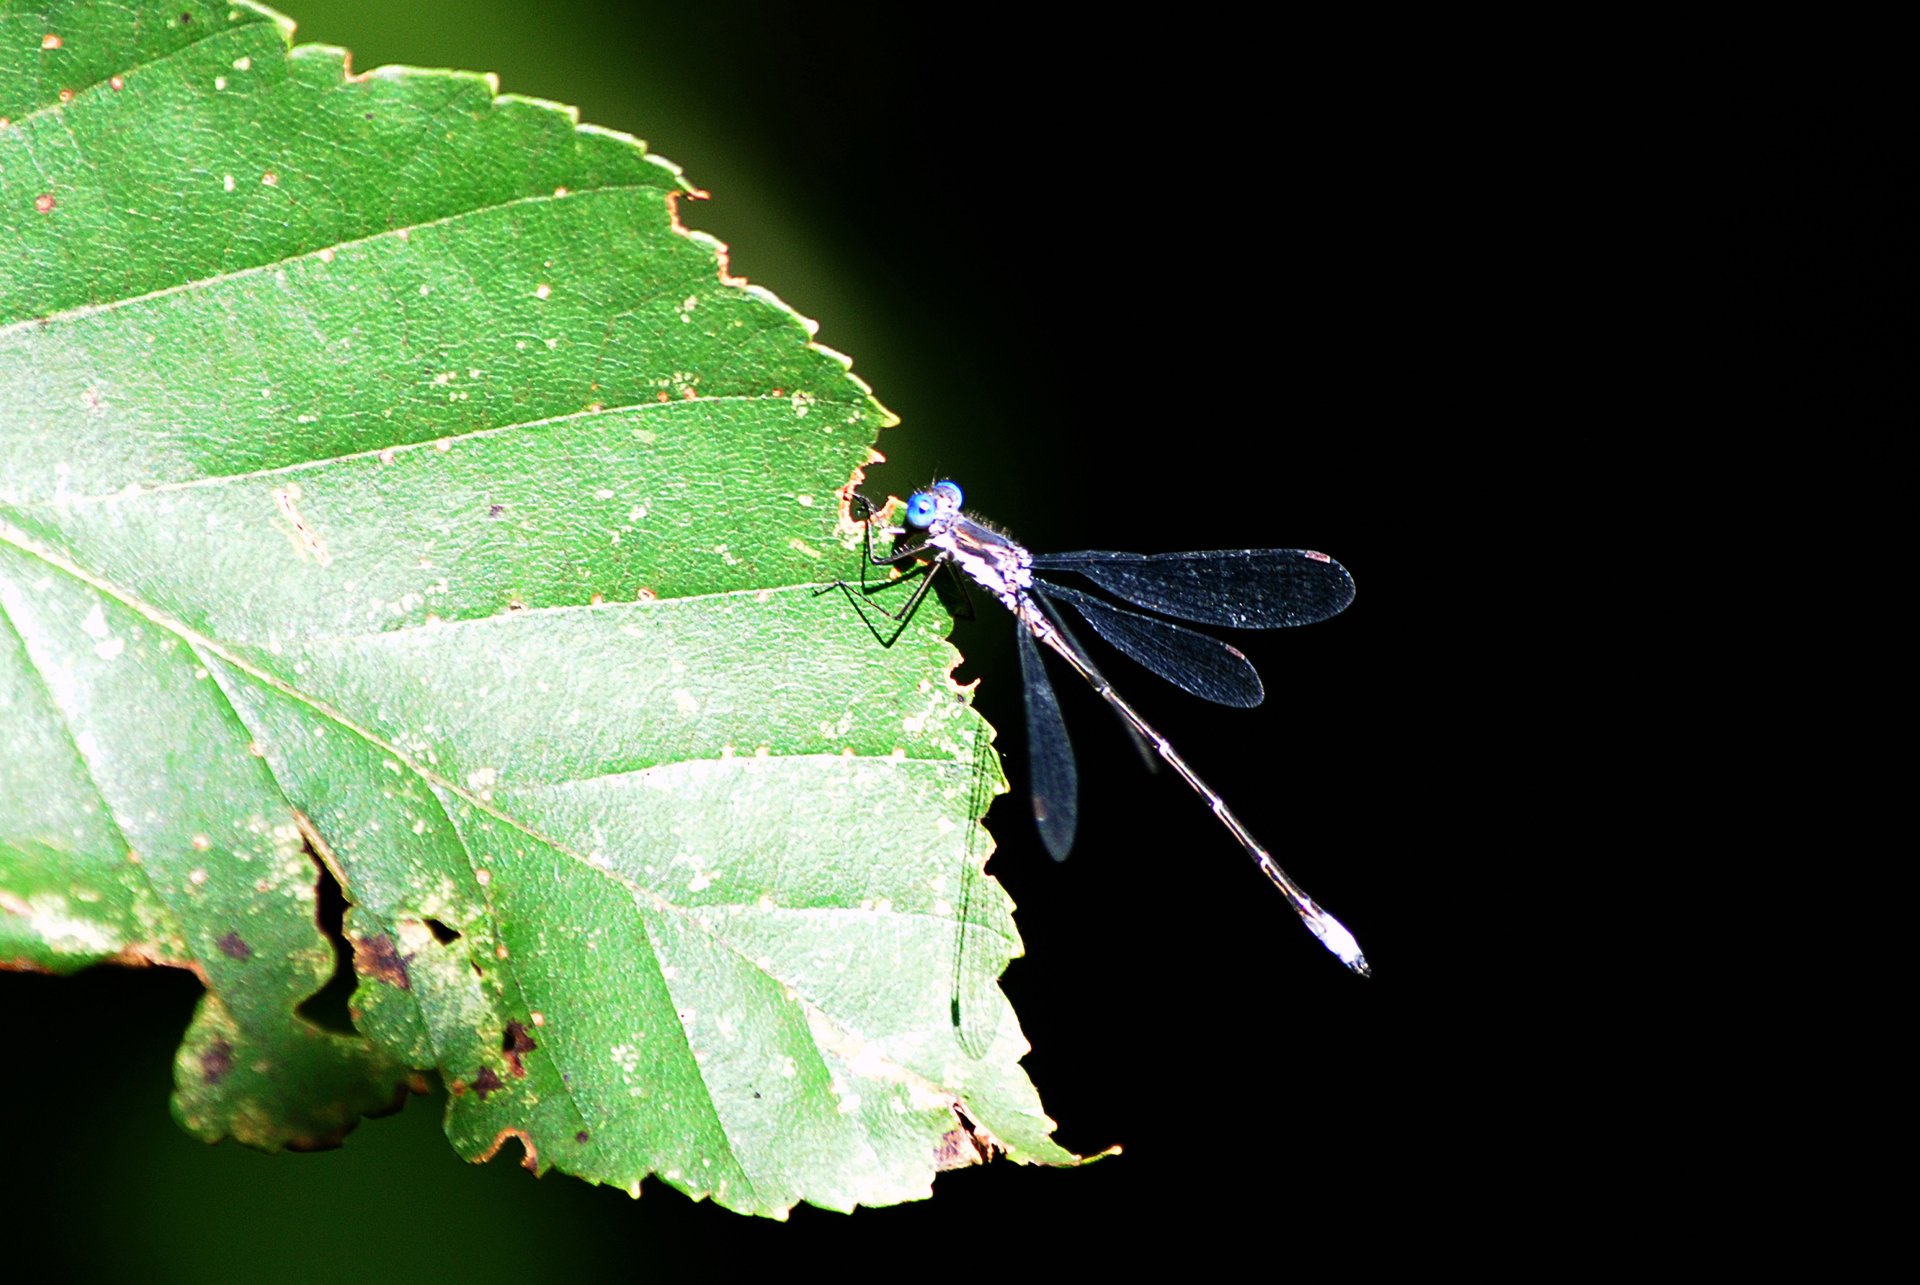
[0,513,970,1181]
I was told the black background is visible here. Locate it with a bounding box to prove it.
[1,2,1499,1274]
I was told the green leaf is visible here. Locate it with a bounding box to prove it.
[0,0,1072,1215]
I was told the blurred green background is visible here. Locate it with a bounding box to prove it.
[7,0,1437,1272]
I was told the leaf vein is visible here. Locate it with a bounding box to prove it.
[32,393,822,506]
[414,777,601,1146]
[0,11,251,133]
[0,184,669,340]
[0,579,176,949]
[0,474,967,1201]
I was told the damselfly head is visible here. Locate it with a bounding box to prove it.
[905,479,966,528]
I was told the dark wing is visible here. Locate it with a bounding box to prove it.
[1015,624,1077,861]
[1029,549,1355,628]
[1040,582,1264,708]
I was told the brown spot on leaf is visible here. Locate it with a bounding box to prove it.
[574,1130,589,1144]
[502,1020,537,1077]
[352,933,410,990]
[200,1040,235,1086]
[472,1066,503,1101]
[934,1128,987,1170]
[934,1102,999,1170]
[216,931,253,961]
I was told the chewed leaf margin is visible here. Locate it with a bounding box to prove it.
[0,0,1080,1217]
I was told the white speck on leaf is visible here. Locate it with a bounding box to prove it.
[11,895,112,954]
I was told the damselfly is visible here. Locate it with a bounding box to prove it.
[826,480,1368,977]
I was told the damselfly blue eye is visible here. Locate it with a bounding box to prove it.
[905,491,940,528]
[932,480,963,509]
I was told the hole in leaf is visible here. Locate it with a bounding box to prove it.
[424,917,461,945]
[294,846,357,1034]
[502,1020,537,1076]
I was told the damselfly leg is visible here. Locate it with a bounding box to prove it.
[816,490,973,645]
